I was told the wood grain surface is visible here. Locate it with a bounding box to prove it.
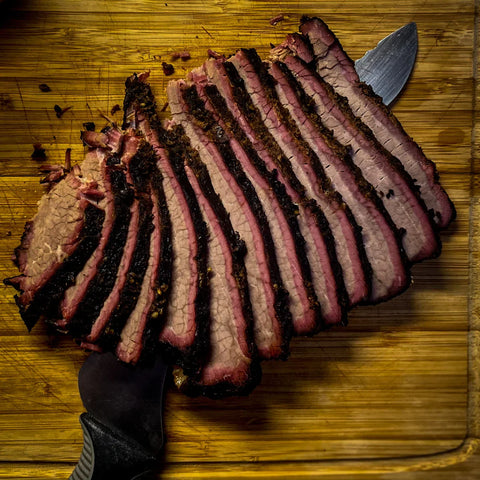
[0,0,477,478]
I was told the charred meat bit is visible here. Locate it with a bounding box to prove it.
[54,104,73,118]
[110,104,121,115]
[162,62,175,76]
[39,84,51,92]
[270,14,285,26]
[31,143,47,162]
[171,51,191,61]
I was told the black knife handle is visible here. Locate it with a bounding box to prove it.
[69,413,158,480]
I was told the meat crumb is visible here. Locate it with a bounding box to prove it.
[270,14,285,26]
[31,143,47,162]
[162,62,175,76]
[171,51,191,61]
[54,104,72,118]
[207,49,223,59]
[39,83,51,92]
[110,104,121,115]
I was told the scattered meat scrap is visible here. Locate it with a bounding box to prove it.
[5,18,455,398]
[171,51,191,60]
[31,143,47,162]
[162,62,175,76]
[39,83,51,92]
[54,104,72,118]
[270,14,285,26]
[110,104,121,115]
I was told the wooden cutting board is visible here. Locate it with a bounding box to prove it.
[0,0,478,478]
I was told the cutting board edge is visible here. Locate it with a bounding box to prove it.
[1,438,479,479]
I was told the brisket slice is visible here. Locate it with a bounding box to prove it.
[300,17,455,229]
[168,79,292,360]
[60,128,124,326]
[79,133,147,344]
[116,157,173,365]
[124,73,210,374]
[66,140,136,338]
[281,47,440,264]
[269,59,410,303]
[190,70,322,339]
[88,143,156,351]
[226,49,368,311]
[203,57,349,330]
[173,124,261,397]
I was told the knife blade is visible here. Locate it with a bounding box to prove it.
[355,22,418,106]
[69,23,418,480]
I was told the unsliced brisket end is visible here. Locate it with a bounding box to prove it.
[204,57,349,331]
[5,149,109,330]
[281,48,440,265]
[174,124,261,398]
[300,16,455,229]
[124,74,210,374]
[227,49,367,312]
[269,59,410,303]
[168,79,292,360]
[6,202,105,331]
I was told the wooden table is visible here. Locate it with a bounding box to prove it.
[0,0,478,478]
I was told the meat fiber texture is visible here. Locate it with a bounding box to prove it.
[4,17,454,398]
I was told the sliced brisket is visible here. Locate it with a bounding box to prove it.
[189,68,322,338]
[300,16,455,229]
[225,49,368,311]
[268,59,410,303]
[92,143,156,351]
[174,124,261,397]
[6,201,105,331]
[280,46,440,264]
[4,19,455,399]
[66,136,137,338]
[124,74,210,374]
[167,79,292,360]
[116,159,173,365]
[80,134,147,344]
[59,129,122,326]
[203,57,350,329]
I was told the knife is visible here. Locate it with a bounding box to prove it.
[355,22,418,106]
[69,22,418,480]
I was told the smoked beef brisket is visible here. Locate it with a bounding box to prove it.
[4,18,454,398]
[300,16,455,229]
